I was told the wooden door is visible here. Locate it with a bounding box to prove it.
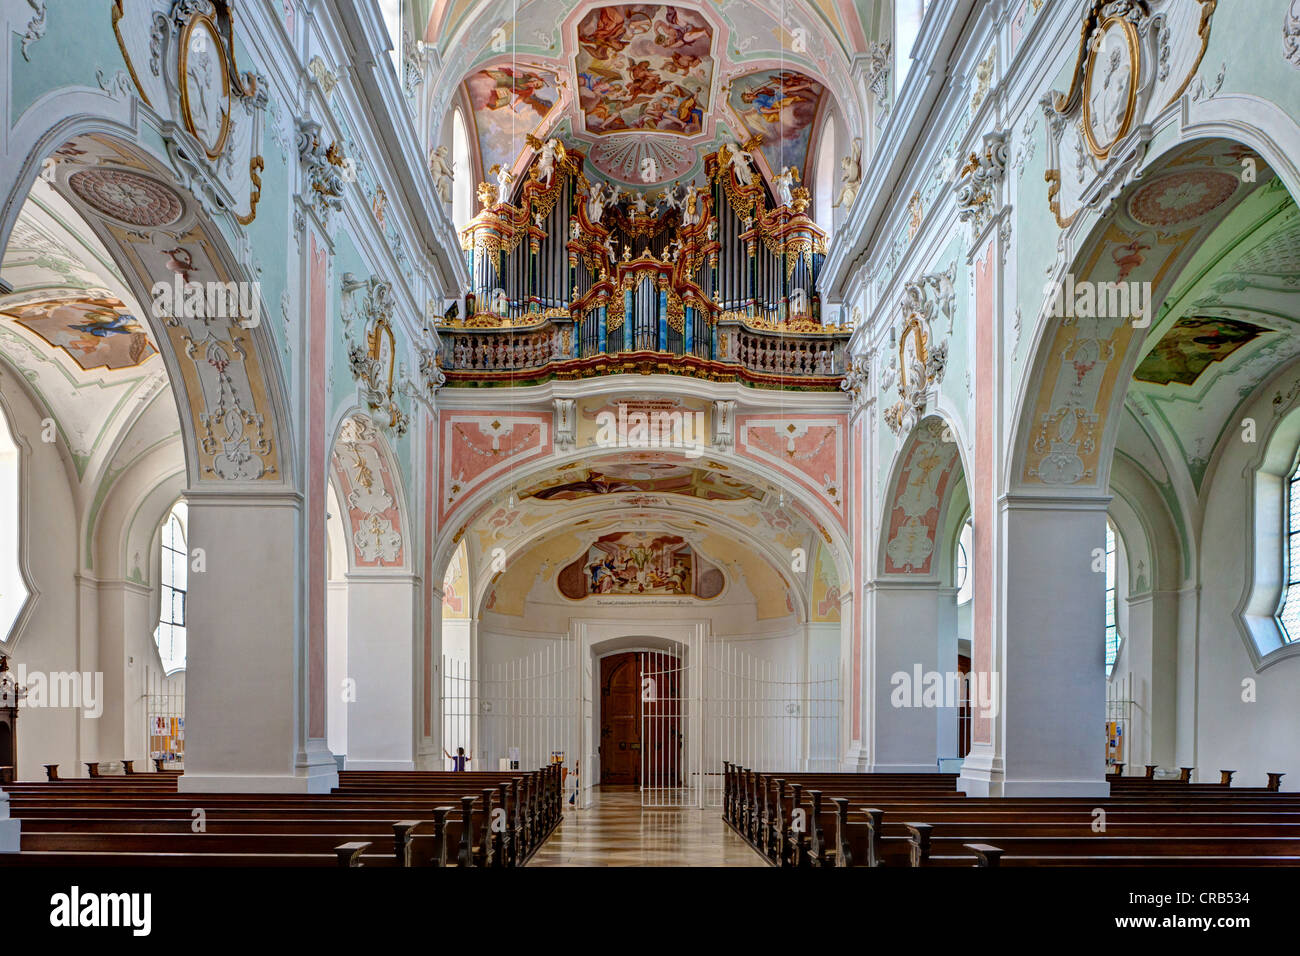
[600,653,641,785]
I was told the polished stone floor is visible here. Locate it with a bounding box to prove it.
[526,786,769,867]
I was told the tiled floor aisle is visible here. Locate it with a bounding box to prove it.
[526,786,769,867]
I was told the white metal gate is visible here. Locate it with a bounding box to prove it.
[639,644,696,807]
[702,640,841,807]
[443,635,839,810]
[441,638,579,781]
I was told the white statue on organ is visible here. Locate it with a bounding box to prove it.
[682,184,703,226]
[774,166,800,207]
[632,191,650,216]
[490,163,514,203]
[535,137,566,186]
[587,181,610,223]
[726,142,757,186]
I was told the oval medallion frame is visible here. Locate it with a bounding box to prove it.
[178,12,232,160]
[1081,16,1139,161]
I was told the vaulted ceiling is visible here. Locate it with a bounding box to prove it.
[1122,175,1300,496]
[0,180,176,490]
[424,1,866,188]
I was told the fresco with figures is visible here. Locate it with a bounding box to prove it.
[575,5,713,136]
[556,531,724,599]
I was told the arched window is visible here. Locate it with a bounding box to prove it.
[894,0,928,96]
[1276,454,1300,642]
[380,0,403,77]
[813,121,835,234]
[1105,521,1120,676]
[155,500,188,674]
[955,517,973,606]
[0,406,29,642]
[451,109,473,231]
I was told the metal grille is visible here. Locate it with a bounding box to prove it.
[702,640,841,807]
[442,639,579,778]
[640,645,696,808]
[143,666,185,768]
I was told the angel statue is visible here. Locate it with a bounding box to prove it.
[428,145,455,204]
[570,219,582,241]
[832,137,862,209]
[489,163,514,204]
[774,166,801,207]
[631,191,650,216]
[587,181,611,224]
[722,140,757,186]
[528,135,567,187]
[682,183,703,227]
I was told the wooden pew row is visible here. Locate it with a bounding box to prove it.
[2,765,565,867]
[830,802,1300,868]
[723,762,1300,868]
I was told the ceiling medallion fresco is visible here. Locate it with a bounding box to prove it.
[66,168,185,229]
[1,296,157,372]
[1127,170,1243,229]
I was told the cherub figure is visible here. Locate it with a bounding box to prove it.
[428,145,455,204]
[832,138,862,209]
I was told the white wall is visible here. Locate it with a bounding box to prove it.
[0,373,83,780]
[1191,379,1300,789]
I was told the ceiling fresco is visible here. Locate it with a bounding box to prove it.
[1,296,156,372]
[1122,178,1300,492]
[520,461,764,501]
[439,1,854,188]
[574,5,714,137]
[464,65,563,178]
[0,180,170,482]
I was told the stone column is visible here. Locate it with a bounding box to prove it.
[178,491,337,793]
[958,495,1111,797]
[865,580,943,772]
[344,571,419,770]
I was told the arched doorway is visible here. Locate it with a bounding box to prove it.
[599,649,683,787]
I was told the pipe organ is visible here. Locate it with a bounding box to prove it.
[443,139,846,388]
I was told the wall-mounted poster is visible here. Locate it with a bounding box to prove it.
[557,532,724,599]
[1105,720,1124,767]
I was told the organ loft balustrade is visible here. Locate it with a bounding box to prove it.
[437,137,850,390]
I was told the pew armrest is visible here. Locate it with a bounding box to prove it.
[904,823,933,867]
[335,842,372,867]
[393,820,420,866]
[964,843,1004,868]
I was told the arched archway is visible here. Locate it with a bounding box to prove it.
[867,414,970,772]
[325,410,417,770]
[980,116,1300,794]
[0,104,328,790]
